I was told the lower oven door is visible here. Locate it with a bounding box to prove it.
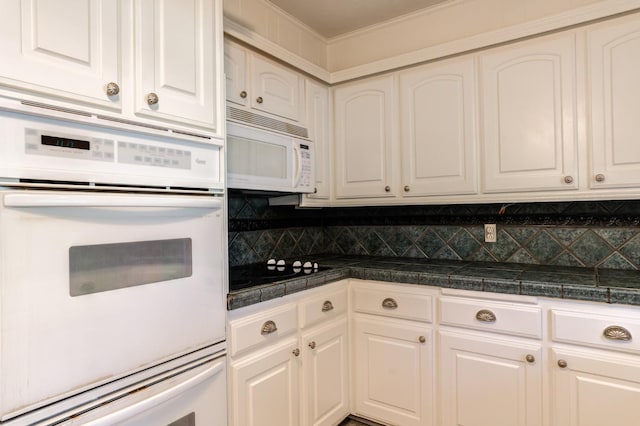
[37,354,227,426]
[0,191,226,421]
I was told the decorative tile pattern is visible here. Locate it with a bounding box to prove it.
[228,191,640,270]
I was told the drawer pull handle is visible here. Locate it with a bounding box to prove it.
[308,341,316,349]
[419,336,426,343]
[321,300,334,312]
[382,298,398,309]
[558,359,568,368]
[475,309,496,323]
[603,325,632,341]
[526,354,535,363]
[261,320,278,335]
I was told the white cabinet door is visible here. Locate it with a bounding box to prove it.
[399,56,478,197]
[304,79,331,201]
[135,0,218,130]
[251,54,302,122]
[353,315,433,426]
[301,318,349,426]
[224,39,249,107]
[552,347,640,426]
[480,32,578,193]
[230,337,300,426]
[588,14,640,189]
[439,331,542,426]
[334,75,397,199]
[0,0,120,109]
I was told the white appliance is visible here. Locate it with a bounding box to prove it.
[0,101,227,425]
[227,121,315,193]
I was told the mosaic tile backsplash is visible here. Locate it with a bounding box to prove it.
[228,191,640,270]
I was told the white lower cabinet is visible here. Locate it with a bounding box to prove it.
[228,282,349,426]
[351,281,435,426]
[439,331,543,426]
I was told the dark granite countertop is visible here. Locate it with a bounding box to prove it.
[227,255,640,310]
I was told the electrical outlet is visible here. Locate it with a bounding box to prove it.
[484,224,497,243]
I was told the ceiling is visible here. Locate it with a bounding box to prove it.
[267,0,452,38]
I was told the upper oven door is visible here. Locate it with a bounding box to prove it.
[0,191,226,420]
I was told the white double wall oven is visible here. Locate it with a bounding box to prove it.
[0,100,228,425]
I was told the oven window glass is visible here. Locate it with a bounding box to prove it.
[69,238,193,296]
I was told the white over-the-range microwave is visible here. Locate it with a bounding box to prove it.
[226,121,315,193]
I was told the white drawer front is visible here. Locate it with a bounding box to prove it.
[229,304,298,357]
[439,297,542,338]
[352,284,433,322]
[551,309,640,353]
[300,288,348,329]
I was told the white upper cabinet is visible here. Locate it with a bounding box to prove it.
[480,32,578,193]
[587,14,640,190]
[0,0,121,109]
[224,40,304,123]
[135,0,219,130]
[304,79,331,200]
[399,56,478,197]
[333,75,397,199]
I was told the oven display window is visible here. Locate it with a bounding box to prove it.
[41,135,91,150]
[69,238,193,297]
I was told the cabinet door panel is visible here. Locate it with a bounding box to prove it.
[399,56,477,196]
[304,79,331,200]
[552,348,640,426]
[480,33,577,193]
[588,15,640,189]
[231,338,300,426]
[0,0,120,108]
[440,331,542,426]
[135,0,217,129]
[224,39,248,107]
[334,75,396,199]
[251,55,301,122]
[353,316,432,426]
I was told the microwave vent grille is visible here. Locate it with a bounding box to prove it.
[227,106,308,139]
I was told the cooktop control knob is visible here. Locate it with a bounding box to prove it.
[303,261,313,269]
[293,260,302,268]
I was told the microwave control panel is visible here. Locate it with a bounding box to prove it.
[298,142,313,189]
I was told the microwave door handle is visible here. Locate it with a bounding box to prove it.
[293,143,303,188]
[81,359,225,426]
[3,193,223,210]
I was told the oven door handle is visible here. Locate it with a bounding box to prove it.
[82,358,225,426]
[3,193,223,209]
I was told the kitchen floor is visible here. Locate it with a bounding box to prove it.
[339,416,384,426]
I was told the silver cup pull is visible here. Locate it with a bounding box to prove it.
[105,82,120,96]
[475,309,496,323]
[321,300,334,312]
[603,325,632,341]
[146,92,159,106]
[382,297,398,309]
[261,320,278,335]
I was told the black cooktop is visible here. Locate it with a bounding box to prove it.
[229,262,330,291]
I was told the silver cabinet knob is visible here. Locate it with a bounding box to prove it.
[404,185,410,192]
[146,92,159,106]
[240,90,247,99]
[564,176,574,184]
[292,348,300,357]
[308,341,316,349]
[595,173,605,182]
[261,320,277,335]
[526,354,535,363]
[382,297,398,309]
[557,359,568,368]
[256,96,263,104]
[384,186,391,192]
[105,82,120,96]
[418,336,426,343]
[475,309,496,323]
